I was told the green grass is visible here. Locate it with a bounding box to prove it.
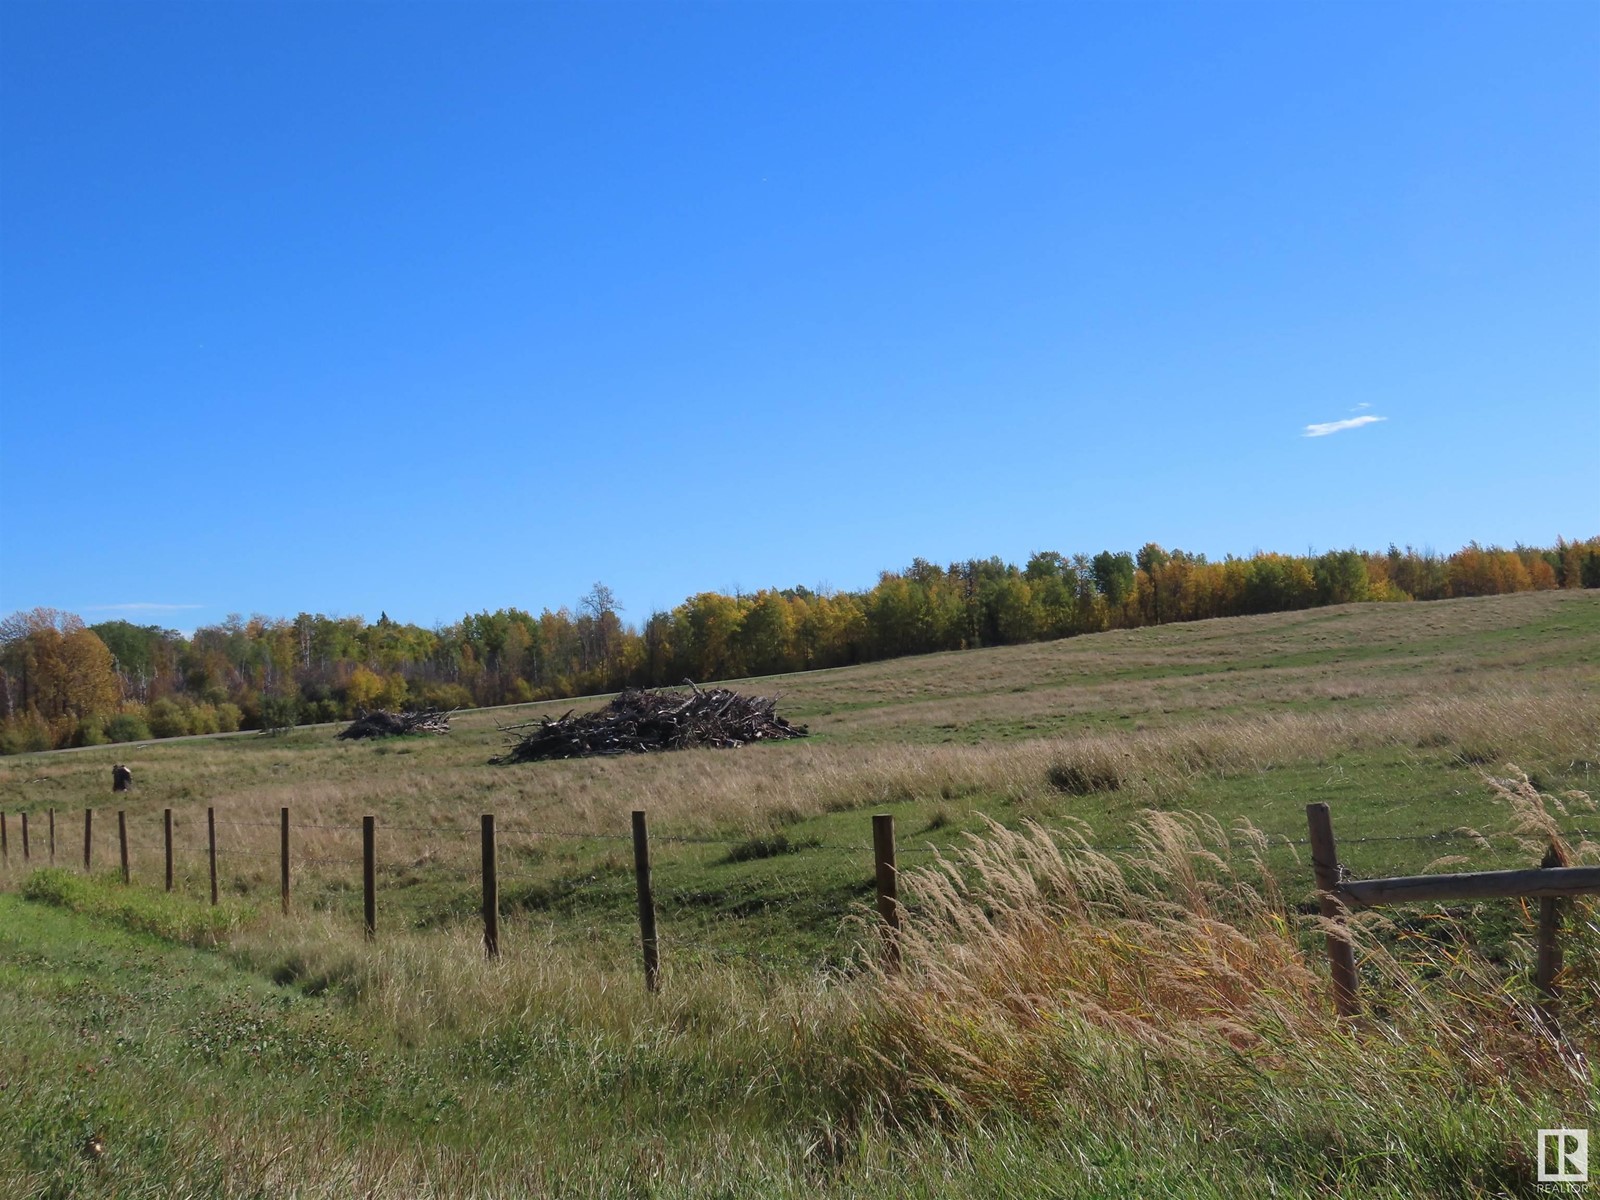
[0,590,1597,1196]
[0,884,1584,1200]
[20,868,255,944]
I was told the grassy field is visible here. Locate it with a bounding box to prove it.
[1,590,1597,1197]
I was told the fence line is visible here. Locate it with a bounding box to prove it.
[6,803,1593,869]
[97,815,1593,855]
[1307,801,1597,1028]
[0,800,915,989]
[2,798,1594,1012]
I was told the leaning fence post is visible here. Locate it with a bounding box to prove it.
[363,816,376,941]
[21,811,29,863]
[1306,802,1360,1018]
[117,810,130,884]
[1,811,8,868]
[164,809,174,892]
[632,811,660,993]
[207,807,218,906]
[280,807,291,915]
[84,808,93,872]
[482,813,499,959]
[873,814,902,971]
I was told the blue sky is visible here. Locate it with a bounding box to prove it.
[2,0,1596,631]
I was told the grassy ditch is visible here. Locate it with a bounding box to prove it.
[2,793,1594,1197]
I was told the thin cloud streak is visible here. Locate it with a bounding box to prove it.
[1303,415,1387,438]
[83,602,205,613]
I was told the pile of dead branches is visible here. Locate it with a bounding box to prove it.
[491,684,808,763]
[337,708,453,740]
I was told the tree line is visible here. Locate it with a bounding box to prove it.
[3,536,1596,754]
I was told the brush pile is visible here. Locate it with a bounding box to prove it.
[491,685,808,763]
[337,708,453,740]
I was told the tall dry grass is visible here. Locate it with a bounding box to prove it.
[353,684,1596,834]
[229,770,1599,1137]
[849,790,1596,1148]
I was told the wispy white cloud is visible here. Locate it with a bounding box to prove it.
[1303,415,1387,438]
[83,602,205,613]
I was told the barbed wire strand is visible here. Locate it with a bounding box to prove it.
[28,809,1600,873]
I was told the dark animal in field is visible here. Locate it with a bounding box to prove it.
[111,764,132,792]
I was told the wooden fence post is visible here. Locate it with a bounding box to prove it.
[632,811,660,993]
[84,808,93,872]
[1,811,8,868]
[1536,897,1564,997]
[21,811,29,863]
[117,810,130,884]
[207,807,218,906]
[482,813,499,959]
[873,814,901,971]
[280,807,290,915]
[363,816,376,941]
[164,809,174,892]
[1536,842,1566,1004]
[48,808,55,865]
[1306,802,1359,1018]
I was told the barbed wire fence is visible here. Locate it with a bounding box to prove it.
[0,800,1592,992]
